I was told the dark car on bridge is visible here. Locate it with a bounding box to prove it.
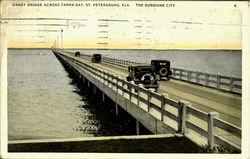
[151,60,172,80]
[126,64,158,90]
[75,51,80,57]
[91,54,102,63]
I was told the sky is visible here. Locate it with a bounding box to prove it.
[0,1,246,50]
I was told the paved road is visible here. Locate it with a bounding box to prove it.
[63,52,242,127]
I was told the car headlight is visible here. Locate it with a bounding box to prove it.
[150,75,154,81]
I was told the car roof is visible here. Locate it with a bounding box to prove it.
[151,60,170,62]
[93,54,101,56]
[128,63,151,67]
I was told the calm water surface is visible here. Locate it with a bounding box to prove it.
[8,49,128,140]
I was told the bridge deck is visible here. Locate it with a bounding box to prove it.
[54,51,241,151]
[62,52,241,127]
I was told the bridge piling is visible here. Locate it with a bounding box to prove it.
[136,120,140,135]
[94,85,96,94]
[102,92,105,102]
[87,80,90,87]
[115,103,119,115]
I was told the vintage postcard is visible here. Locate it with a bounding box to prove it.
[0,0,249,158]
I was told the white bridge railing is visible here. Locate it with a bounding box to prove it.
[171,68,242,94]
[54,50,241,152]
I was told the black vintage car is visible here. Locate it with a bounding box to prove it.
[126,64,158,90]
[151,60,172,80]
[91,54,102,63]
[75,51,80,57]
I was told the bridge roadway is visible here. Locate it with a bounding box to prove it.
[62,52,242,128]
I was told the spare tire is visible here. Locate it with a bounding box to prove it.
[159,68,168,76]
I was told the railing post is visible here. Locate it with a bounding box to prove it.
[208,112,219,149]
[101,69,104,83]
[137,84,143,106]
[121,80,125,96]
[186,70,190,81]
[178,100,190,134]
[114,75,118,92]
[161,94,169,122]
[178,102,183,133]
[129,81,133,100]
[104,70,108,85]
[109,74,113,89]
[147,89,154,112]
[229,76,234,91]
[172,68,176,77]
[205,73,209,86]
[179,69,183,79]
[196,72,200,83]
[109,74,112,88]
[131,81,135,92]
[106,74,110,87]
[216,75,221,89]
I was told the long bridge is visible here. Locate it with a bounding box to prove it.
[9,49,242,152]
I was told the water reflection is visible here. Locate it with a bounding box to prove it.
[8,49,150,140]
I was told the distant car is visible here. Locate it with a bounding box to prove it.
[126,64,158,90]
[151,60,172,80]
[75,51,80,57]
[91,54,102,63]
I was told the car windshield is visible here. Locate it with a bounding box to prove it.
[136,67,151,71]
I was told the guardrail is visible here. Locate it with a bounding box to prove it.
[103,57,140,67]
[54,50,241,152]
[171,68,242,94]
[77,54,241,94]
